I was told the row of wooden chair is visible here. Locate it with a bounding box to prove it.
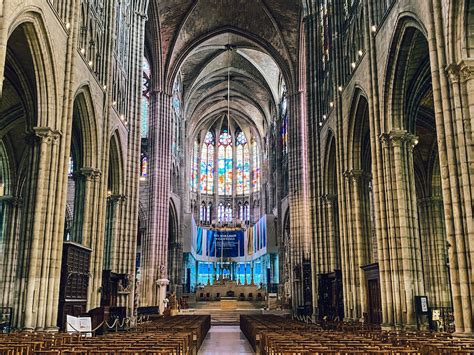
[240,315,474,355]
[0,315,211,355]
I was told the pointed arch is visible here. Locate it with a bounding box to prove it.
[383,14,430,131]
[72,86,99,169]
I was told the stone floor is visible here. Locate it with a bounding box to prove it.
[198,326,255,354]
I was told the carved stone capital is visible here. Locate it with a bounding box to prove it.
[80,167,96,180]
[108,193,126,203]
[25,127,61,146]
[446,63,461,84]
[459,60,474,82]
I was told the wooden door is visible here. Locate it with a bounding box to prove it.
[368,278,382,324]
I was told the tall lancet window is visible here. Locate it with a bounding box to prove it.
[141,57,151,139]
[200,132,215,194]
[236,132,250,195]
[191,140,199,191]
[218,131,233,196]
[252,138,261,192]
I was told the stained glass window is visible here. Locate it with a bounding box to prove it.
[218,203,225,222]
[141,155,148,177]
[281,94,288,155]
[252,138,261,192]
[320,0,331,68]
[200,132,214,194]
[207,203,212,223]
[224,204,233,223]
[244,202,250,222]
[172,78,181,156]
[191,141,199,191]
[68,156,74,177]
[218,131,233,196]
[141,57,151,139]
[236,132,250,195]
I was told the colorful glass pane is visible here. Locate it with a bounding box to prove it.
[142,57,151,139]
[218,131,233,196]
[252,139,260,192]
[68,156,74,177]
[200,132,215,194]
[236,144,244,195]
[200,143,208,193]
[191,141,199,191]
[243,144,250,194]
[207,144,214,193]
[236,132,250,195]
[141,97,149,138]
[141,156,148,177]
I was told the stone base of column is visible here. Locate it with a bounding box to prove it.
[381,323,395,331]
[156,278,170,315]
[44,327,60,332]
[454,331,474,338]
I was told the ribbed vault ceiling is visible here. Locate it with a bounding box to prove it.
[146,0,301,140]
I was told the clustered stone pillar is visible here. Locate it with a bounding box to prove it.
[141,91,173,312]
[417,197,451,308]
[21,128,62,331]
[378,130,425,328]
[287,89,312,312]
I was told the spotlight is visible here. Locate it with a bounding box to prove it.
[351,62,356,69]
[371,25,377,32]
[358,50,363,56]
[66,23,71,30]
[330,102,334,108]
[80,48,85,55]
[338,86,343,92]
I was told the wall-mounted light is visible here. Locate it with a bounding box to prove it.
[338,86,343,92]
[329,102,334,108]
[66,23,71,30]
[351,62,356,69]
[358,50,363,56]
[371,25,377,33]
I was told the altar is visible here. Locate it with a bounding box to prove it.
[196,279,266,302]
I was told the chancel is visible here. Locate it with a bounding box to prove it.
[0,0,474,354]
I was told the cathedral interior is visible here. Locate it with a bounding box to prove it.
[0,0,473,353]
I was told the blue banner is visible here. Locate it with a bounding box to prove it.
[206,230,245,258]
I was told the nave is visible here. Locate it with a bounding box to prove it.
[0,0,473,345]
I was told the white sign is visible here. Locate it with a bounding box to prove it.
[420,297,428,312]
[66,315,92,337]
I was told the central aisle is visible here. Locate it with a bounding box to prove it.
[198,326,255,354]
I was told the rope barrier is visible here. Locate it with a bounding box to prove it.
[66,320,104,334]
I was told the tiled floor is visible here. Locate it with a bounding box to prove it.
[198,326,255,354]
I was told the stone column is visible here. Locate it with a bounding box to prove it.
[417,197,451,308]
[287,90,312,312]
[379,130,424,328]
[141,91,172,306]
[22,127,61,331]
